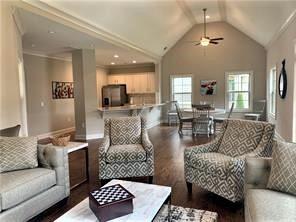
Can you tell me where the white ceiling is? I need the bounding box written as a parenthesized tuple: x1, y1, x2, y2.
(19, 9, 155, 66)
(20, 0, 296, 62)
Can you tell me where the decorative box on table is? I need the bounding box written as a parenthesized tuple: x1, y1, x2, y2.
(89, 184, 135, 222)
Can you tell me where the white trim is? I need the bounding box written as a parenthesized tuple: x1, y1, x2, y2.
(170, 74, 193, 108)
(266, 9, 296, 49)
(267, 66, 277, 118)
(225, 71, 254, 112)
(176, 0, 197, 25)
(75, 133, 104, 140)
(146, 120, 161, 129)
(23, 51, 72, 62)
(17, 0, 161, 62)
(12, 8, 25, 36)
(37, 127, 75, 140)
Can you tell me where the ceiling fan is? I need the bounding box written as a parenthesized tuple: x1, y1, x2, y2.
(188, 8, 224, 47)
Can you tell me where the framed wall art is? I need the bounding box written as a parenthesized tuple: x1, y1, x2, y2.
(200, 80, 217, 95)
(52, 81, 74, 99)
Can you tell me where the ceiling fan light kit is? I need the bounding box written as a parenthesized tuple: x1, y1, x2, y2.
(200, 37, 210, 46)
(188, 8, 224, 47)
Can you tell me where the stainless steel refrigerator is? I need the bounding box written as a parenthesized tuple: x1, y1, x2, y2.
(102, 85, 128, 107)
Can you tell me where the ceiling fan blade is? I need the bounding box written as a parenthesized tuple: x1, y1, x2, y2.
(210, 41, 219, 44)
(210, 37, 224, 41)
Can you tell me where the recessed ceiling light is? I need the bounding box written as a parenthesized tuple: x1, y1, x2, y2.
(132, 60, 137, 64)
(114, 54, 119, 58)
(111, 62, 115, 65)
(206, 15, 210, 19)
(31, 44, 36, 47)
(48, 30, 55, 34)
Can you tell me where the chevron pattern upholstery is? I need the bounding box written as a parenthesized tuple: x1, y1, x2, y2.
(184, 119, 275, 202)
(99, 117, 154, 180)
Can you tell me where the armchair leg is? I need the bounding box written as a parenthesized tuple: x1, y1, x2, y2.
(186, 182, 192, 193)
(148, 176, 153, 184)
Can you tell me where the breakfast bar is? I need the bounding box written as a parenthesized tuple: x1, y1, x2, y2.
(97, 103, 166, 129)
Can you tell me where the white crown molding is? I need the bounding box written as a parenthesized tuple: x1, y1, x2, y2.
(266, 9, 296, 50)
(23, 50, 72, 62)
(12, 7, 25, 36)
(176, 0, 196, 25)
(17, 0, 161, 62)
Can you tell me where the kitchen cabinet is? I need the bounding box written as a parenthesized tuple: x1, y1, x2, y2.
(107, 73, 155, 94)
(108, 75, 126, 85)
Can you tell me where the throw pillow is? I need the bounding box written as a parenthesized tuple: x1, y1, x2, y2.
(0, 136, 38, 173)
(267, 140, 296, 195)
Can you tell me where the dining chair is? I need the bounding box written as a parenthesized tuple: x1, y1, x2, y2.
(192, 104, 213, 137)
(175, 103, 194, 135)
(213, 102, 234, 134)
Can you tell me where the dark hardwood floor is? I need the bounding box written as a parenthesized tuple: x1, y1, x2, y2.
(35, 125, 244, 222)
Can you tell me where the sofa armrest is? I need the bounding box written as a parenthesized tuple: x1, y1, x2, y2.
(245, 157, 272, 192)
(37, 144, 70, 196)
(142, 132, 153, 156)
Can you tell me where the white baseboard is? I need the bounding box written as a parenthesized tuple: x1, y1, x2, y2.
(75, 133, 104, 140)
(37, 127, 75, 140)
(147, 120, 161, 129)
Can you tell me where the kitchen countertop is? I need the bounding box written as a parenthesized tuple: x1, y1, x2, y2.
(97, 103, 165, 112)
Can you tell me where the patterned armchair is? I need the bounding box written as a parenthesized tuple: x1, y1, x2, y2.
(99, 116, 154, 183)
(184, 119, 275, 202)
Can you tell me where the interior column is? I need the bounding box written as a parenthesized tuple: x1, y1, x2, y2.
(72, 49, 100, 140)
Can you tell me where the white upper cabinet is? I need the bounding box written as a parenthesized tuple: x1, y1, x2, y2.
(108, 75, 126, 85)
(107, 73, 155, 94)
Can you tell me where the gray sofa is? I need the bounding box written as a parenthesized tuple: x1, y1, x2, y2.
(245, 157, 296, 222)
(0, 144, 70, 222)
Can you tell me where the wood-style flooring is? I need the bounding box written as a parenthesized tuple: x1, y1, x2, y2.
(34, 125, 244, 222)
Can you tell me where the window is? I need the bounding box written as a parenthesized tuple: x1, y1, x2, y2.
(225, 71, 253, 112)
(269, 67, 276, 116)
(171, 75, 192, 108)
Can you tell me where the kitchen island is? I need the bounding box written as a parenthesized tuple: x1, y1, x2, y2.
(97, 103, 166, 129)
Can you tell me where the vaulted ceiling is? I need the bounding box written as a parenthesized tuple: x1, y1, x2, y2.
(19, 0, 296, 64)
(38, 0, 296, 55)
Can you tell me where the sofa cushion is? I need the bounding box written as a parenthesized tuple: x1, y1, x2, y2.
(218, 120, 265, 157)
(110, 117, 141, 145)
(0, 137, 38, 173)
(188, 152, 232, 179)
(0, 125, 21, 137)
(246, 189, 296, 222)
(0, 168, 56, 211)
(106, 144, 146, 163)
(267, 141, 296, 195)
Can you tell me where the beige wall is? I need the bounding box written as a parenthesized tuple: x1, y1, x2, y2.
(23, 54, 75, 136)
(0, 1, 23, 132)
(161, 22, 266, 110)
(266, 18, 296, 142)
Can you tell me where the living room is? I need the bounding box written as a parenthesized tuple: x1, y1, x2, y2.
(1, 0, 296, 222)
